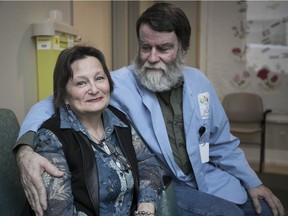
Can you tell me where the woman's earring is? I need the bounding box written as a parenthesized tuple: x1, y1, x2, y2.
(65, 103, 71, 110)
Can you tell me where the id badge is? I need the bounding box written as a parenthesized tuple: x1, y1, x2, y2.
(199, 142, 209, 163)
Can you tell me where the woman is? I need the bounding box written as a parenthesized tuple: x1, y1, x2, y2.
(33, 45, 163, 215)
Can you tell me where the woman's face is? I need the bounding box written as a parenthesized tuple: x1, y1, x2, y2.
(65, 56, 110, 118)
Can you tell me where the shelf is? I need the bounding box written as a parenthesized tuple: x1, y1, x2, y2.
(31, 20, 79, 37)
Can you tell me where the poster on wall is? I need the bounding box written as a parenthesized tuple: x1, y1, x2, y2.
(205, 1, 288, 113)
(230, 1, 288, 92)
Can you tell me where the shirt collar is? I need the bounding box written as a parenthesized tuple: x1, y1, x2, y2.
(59, 106, 127, 139)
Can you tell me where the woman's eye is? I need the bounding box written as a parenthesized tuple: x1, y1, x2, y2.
(96, 76, 105, 81)
(75, 81, 86, 86)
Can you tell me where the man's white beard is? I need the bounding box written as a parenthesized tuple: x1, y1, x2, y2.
(133, 53, 184, 92)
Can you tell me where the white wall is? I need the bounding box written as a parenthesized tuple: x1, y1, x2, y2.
(0, 1, 111, 124)
(0, 1, 72, 123)
(202, 1, 288, 114)
(73, 1, 111, 68)
(201, 1, 288, 165)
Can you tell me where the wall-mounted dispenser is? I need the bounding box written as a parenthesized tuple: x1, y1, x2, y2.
(31, 10, 79, 101)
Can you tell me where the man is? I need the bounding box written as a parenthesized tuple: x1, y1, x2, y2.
(15, 3, 284, 216)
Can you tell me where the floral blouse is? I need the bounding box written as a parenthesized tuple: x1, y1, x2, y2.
(34, 107, 163, 216)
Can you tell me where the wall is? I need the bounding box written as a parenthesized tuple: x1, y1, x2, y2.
(0, 1, 111, 124)
(201, 1, 288, 165)
(202, 1, 288, 114)
(73, 1, 111, 68)
(0, 1, 72, 123)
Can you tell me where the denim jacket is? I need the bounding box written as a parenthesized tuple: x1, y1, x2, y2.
(34, 107, 163, 215)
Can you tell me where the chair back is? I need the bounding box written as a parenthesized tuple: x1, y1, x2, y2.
(222, 92, 263, 123)
(222, 93, 270, 173)
(0, 108, 26, 215)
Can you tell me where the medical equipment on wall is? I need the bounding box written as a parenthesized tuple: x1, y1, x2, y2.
(31, 10, 80, 100)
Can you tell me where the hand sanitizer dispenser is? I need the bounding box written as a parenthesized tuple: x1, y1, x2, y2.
(30, 10, 79, 100)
